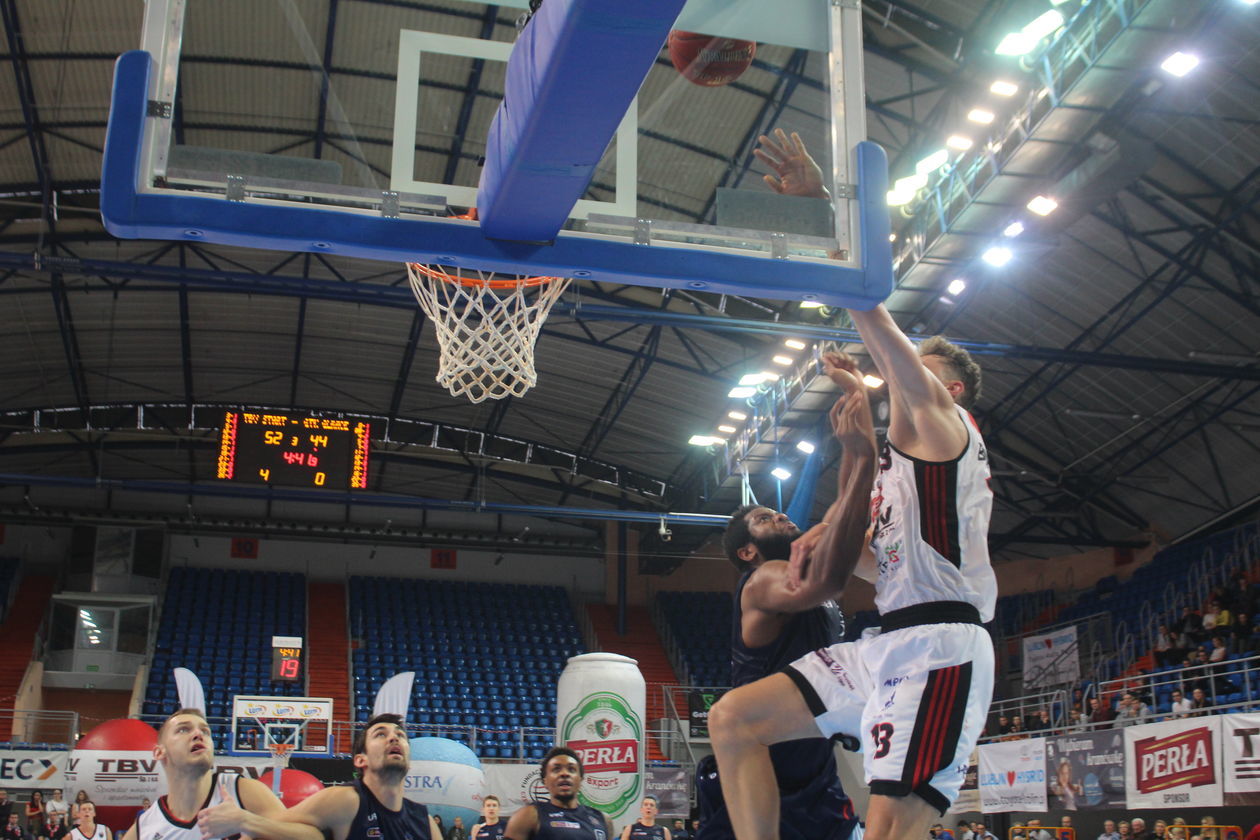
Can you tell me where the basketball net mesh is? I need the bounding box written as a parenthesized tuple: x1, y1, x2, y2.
(407, 263, 571, 403)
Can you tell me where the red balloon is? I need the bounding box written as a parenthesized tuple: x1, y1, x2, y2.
(257, 769, 325, 807)
(75, 719, 160, 830)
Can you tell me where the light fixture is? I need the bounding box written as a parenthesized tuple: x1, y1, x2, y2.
(772, 355, 794, 366)
(915, 149, 949, 176)
(1003, 221, 1025, 238)
(728, 386, 756, 398)
(796, 441, 816, 454)
(982, 246, 1013, 267)
(996, 10, 1065, 55)
(889, 233, 897, 242)
(1063, 408, 1144, 421)
(771, 467, 792, 481)
(688, 434, 720, 446)
(1186, 350, 1259, 364)
(784, 339, 806, 350)
(938, 296, 956, 305)
(990, 80, 1019, 96)
(947, 278, 967, 296)
(1026, 195, 1059, 216)
(717, 425, 737, 434)
(995, 32, 1036, 56)
(946, 135, 974, 151)
(887, 190, 914, 207)
(799, 301, 825, 309)
(967, 108, 995, 124)
(739, 372, 778, 386)
(862, 374, 885, 389)
(727, 410, 748, 420)
(1160, 51, 1200, 77)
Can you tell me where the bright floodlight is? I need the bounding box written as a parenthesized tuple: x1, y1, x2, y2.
(1027, 195, 1059, 216)
(717, 425, 737, 434)
(1003, 221, 1025, 238)
(772, 355, 794, 366)
(946, 135, 974, 151)
(800, 300, 824, 309)
(967, 108, 995, 124)
(983, 246, 1013, 267)
(688, 434, 717, 446)
(889, 233, 897, 242)
(739, 372, 777, 386)
(1024, 10, 1066, 40)
(784, 339, 806, 350)
(771, 467, 792, 481)
(796, 440, 816, 454)
(887, 189, 914, 206)
(947, 278, 967, 296)
(727, 410, 747, 420)
(991, 80, 1019, 96)
(862, 374, 885, 389)
(728, 386, 756, 398)
(995, 32, 1036, 56)
(915, 149, 950, 176)
(1161, 51, 1200, 77)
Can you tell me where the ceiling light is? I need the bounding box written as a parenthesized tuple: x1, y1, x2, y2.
(887, 189, 914, 206)
(947, 278, 967, 296)
(862, 374, 885, 389)
(967, 108, 995, 124)
(796, 441, 816, 454)
(784, 339, 806, 350)
(990, 80, 1019, 96)
(946, 135, 974, 151)
(889, 233, 897, 242)
(771, 467, 792, 481)
(727, 410, 748, 420)
(717, 425, 737, 434)
(995, 32, 1037, 56)
(1027, 195, 1059, 216)
(1024, 9, 1066, 41)
(728, 386, 756, 398)
(799, 301, 824, 309)
(739, 372, 778, 386)
(1161, 51, 1200, 77)
(688, 435, 719, 446)
(938, 296, 956, 305)
(1186, 350, 1259, 364)
(982, 246, 1013, 267)
(915, 149, 949, 176)
(1064, 408, 1144, 421)
(1003, 221, 1025, 238)
(772, 355, 794, 366)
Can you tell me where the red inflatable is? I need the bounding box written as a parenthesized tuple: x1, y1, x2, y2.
(74, 718, 161, 831)
(257, 769, 325, 807)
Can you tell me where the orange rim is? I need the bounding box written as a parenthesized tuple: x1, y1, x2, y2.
(407, 262, 561, 289)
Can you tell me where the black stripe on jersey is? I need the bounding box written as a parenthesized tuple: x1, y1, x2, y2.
(913, 460, 961, 568)
(900, 662, 972, 792)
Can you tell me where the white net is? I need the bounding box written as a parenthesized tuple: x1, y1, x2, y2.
(407, 263, 572, 403)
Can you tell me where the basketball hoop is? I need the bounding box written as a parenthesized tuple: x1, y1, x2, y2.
(267, 742, 294, 768)
(407, 263, 571, 403)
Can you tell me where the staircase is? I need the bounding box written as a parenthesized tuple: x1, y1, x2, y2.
(585, 604, 678, 762)
(0, 575, 56, 742)
(306, 582, 352, 754)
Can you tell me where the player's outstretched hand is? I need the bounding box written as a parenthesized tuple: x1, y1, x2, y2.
(821, 351, 863, 393)
(754, 128, 829, 199)
(787, 522, 829, 589)
(197, 778, 247, 839)
(829, 383, 873, 451)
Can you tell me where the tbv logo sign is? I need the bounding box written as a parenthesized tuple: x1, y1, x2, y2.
(66, 756, 161, 782)
(0, 756, 60, 782)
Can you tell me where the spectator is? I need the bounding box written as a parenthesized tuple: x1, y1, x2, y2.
(957, 819, 975, 840)
(1154, 624, 1177, 666)
(0, 793, 11, 831)
(2, 815, 28, 840)
(1118, 820, 1131, 839)
(671, 819, 688, 840)
(444, 816, 466, 840)
(1027, 820, 1054, 840)
(1036, 708, 1054, 733)
(43, 794, 66, 829)
(689, 819, 699, 837)
(996, 715, 1012, 735)
(1200, 816, 1219, 840)
(1099, 820, 1120, 840)
(1071, 687, 1085, 712)
(1069, 709, 1084, 728)
(1170, 688, 1192, 718)
(24, 795, 43, 835)
(1152, 820, 1168, 839)
(1059, 816, 1074, 839)
(1116, 692, 1150, 727)
(1208, 636, 1227, 663)
(1131, 818, 1150, 840)
(1189, 687, 1210, 716)
(66, 795, 85, 829)
(974, 823, 998, 840)
(931, 825, 955, 840)
(1088, 696, 1114, 728)
(44, 814, 68, 840)
(1177, 606, 1204, 646)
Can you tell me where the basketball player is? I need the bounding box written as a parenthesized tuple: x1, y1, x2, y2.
(503, 747, 612, 840)
(619, 796, 670, 840)
(121, 708, 316, 840)
(694, 354, 875, 840)
(68, 803, 107, 840)
(710, 133, 997, 837)
(470, 796, 506, 840)
(201, 713, 441, 840)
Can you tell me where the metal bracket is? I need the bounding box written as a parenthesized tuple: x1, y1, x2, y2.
(380, 191, 400, 218)
(225, 175, 246, 202)
(146, 100, 172, 119)
(633, 218, 652, 246)
(769, 232, 789, 259)
(833, 183, 858, 199)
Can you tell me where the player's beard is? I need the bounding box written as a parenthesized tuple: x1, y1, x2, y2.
(752, 529, 798, 561)
(375, 756, 408, 784)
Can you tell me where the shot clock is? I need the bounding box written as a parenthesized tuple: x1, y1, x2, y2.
(216, 410, 370, 489)
(271, 635, 304, 683)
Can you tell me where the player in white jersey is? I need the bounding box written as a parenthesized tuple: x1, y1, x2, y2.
(708, 145, 997, 834)
(121, 709, 320, 840)
(69, 803, 108, 840)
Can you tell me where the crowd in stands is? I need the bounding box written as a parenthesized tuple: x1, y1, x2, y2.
(0, 789, 122, 840)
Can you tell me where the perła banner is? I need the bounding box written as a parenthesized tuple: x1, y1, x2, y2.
(1124, 717, 1222, 809)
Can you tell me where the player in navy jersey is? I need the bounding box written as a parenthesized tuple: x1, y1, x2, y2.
(504, 747, 612, 840)
(200, 713, 441, 840)
(470, 796, 506, 840)
(619, 796, 669, 840)
(694, 355, 876, 840)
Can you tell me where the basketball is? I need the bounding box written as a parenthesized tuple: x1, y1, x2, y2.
(667, 30, 756, 87)
(258, 769, 325, 807)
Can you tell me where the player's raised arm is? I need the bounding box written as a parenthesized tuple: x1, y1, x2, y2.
(197, 777, 326, 840)
(270, 786, 358, 840)
(502, 804, 537, 840)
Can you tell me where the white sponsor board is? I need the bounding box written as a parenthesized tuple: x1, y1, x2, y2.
(1124, 718, 1222, 809)
(0, 749, 69, 788)
(979, 738, 1046, 812)
(1220, 711, 1260, 806)
(1022, 626, 1079, 689)
(63, 749, 165, 808)
(483, 763, 543, 815)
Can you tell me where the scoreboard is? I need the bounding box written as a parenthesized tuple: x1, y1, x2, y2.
(270, 635, 304, 683)
(216, 410, 370, 489)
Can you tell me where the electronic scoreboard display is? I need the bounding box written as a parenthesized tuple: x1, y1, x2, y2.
(271, 635, 304, 683)
(216, 411, 370, 489)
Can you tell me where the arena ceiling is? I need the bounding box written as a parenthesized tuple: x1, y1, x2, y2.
(0, 0, 1258, 563)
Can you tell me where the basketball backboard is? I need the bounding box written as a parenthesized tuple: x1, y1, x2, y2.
(103, 0, 890, 307)
(229, 695, 334, 757)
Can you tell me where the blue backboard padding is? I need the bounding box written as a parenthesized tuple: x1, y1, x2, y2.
(101, 51, 892, 309)
(477, 0, 687, 242)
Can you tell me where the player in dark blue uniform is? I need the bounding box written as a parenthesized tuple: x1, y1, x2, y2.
(504, 747, 612, 840)
(471, 796, 506, 840)
(619, 796, 670, 840)
(696, 357, 877, 840)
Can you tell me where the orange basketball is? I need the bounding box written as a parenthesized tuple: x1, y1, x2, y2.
(667, 31, 756, 87)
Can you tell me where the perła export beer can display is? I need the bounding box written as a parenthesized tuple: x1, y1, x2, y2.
(556, 652, 646, 826)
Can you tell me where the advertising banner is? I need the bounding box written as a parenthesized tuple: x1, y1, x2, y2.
(645, 765, 689, 818)
(0, 749, 69, 789)
(483, 763, 545, 815)
(979, 738, 1046, 812)
(1124, 718, 1222, 809)
(1220, 711, 1260, 806)
(63, 749, 164, 809)
(1023, 626, 1079, 689)
(948, 748, 980, 814)
(1045, 729, 1126, 810)
(687, 689, 727, 738)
